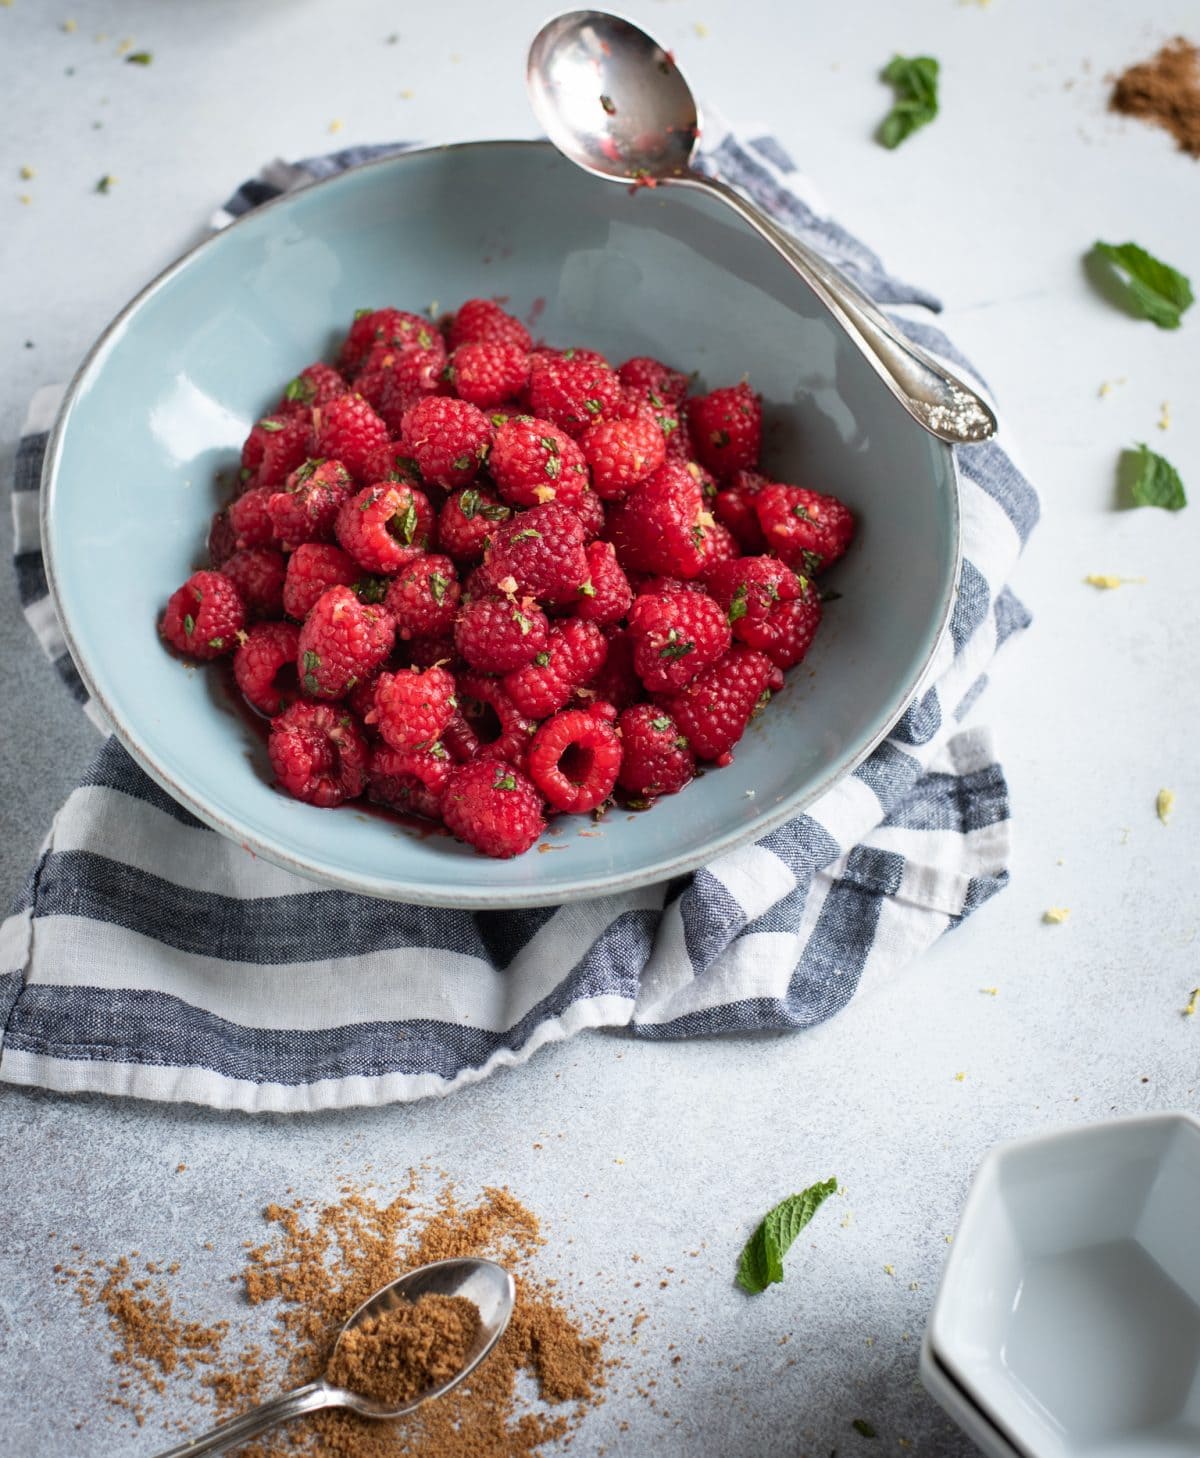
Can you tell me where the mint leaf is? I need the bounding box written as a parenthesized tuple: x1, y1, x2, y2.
(878, 55, 939, 149)
(430, 572, 449, 604)
(852, 1419, 878, 1439)
(727, 584, 748, 625)
(1092, 241, 1193, 330)
(1124, 442, 1187, 511)
(182, 613, 195, 636)
(125, 50, 153, 65)
(736, 1178, 838, 1294)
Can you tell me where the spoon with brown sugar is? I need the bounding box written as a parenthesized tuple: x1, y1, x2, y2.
(149, 1257, 515, 1457)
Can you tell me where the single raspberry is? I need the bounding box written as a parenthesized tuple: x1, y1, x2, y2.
(484, 502, 588, 607)
(503, 618, 607, 719)
(454, 595, 550, 673)
(527, 356, 623, 437)
(312, 394, 391, 479)
(704, 556, 822, 669)
(580, 408, 666, 500)
(527, 709, 622, 814)
(339, 308, 443, 375)
(406, 635, 458, 671)
(267, 458, 353, 549)
(617, 704, 696, 801)
(227, 485, 277, 550)
(714, 468, 769, 552)
(401, 396, 493, 489)
(370, 665, 457, 750)
(754, 484, 856, 574)
(297, 586, 394, 699)
(234, 621, 302, 716)
(449, 341, 530, 409)
(577, 540, 632, 625)
(488, 417, 588, 508)
(607, 462, 714, 580)
(442, 759, 545, 858)
(208, 508, 237, 567)
(686, 383, 762, 478)
(219, 547, 286, 619)
(437, 486, 513, 564)
(452, 672, 538, 766)
(336, 483, 435, 574)
(384, 554, 460, 641)
(658, 647, 779, 764)
(369, 347, 448, 435)
(618, 356, 690, 407)
(277, 362, 346, 414)
(160, 570, 245, 660)
(358, 441, 423, 488)
(368, 742, 452, 821)
(283, 543, 359, 620)
(628, 590, 733, 692)
(447, 298, 532, 354)
(589, 628, 640, 711)
(241, 412, 312, 488)
(269, 700, 368, 808)
(572, 488, 606, 540)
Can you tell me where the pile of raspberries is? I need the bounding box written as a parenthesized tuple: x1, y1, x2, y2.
(160, 299, 855, 859)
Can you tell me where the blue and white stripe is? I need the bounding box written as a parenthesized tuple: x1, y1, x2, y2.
(1, 124, 1038, 1111)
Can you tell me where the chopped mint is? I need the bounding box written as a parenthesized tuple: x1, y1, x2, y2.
(878, 54, 939, 149)
(430, 573, 449, 604)
(852, 1419, 878, 1439)
(125, 50, 153, 65)
(736, 1178, 838, 1294)
(1124, 443, 1187, 511)
(182, 614, 195, 636)
(1091, 242, 1193, 330)
(727, 584, 748, 624)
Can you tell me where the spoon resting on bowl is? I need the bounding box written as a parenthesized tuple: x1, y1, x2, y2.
(526, 10, 998, 446)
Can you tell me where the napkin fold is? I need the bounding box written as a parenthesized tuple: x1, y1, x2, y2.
(1, 123, 1038, 1112)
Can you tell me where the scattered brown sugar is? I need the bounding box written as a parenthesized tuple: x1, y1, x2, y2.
(60, 1177, 612, 1455)
(325, 1294, 479, 1407)
(1111, 38, 1200, 157)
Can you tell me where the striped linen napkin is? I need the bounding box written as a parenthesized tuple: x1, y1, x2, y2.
(0, 124, 1039, 1112)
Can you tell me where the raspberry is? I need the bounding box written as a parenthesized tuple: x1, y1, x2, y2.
(754, 484, 856, 574)
(406, 635, 457, 671)
(370, 665, 457, 750)
(267, 459, 353, 549)
(347, 673, 383, 726)
(208, 508, 237, 567)
(580, 408, 666, 500)
(488, 417, 589, 509)
(706, 557, 822, 669)
(234, 621, 301, 716)
(370, 347, 448, 435)
(628, 590, 733, 692)
(572, 488, 606, 540)
(503, 618, 607, 719)
(161, 570, 246, 660)
(312, 394, 391, 479)
(220, 547, 286, 619)
(577, 539, 632, 625)
(269, 700, 369, 808)
(339, 308, 443, 375)
(441, 759, 544, 858)
(297, 586, 394, 699)
(527, 356, 623, 437)
(368, 743, 451, 821)
(617, 356, 690, 407)
(607, 462, 714, 580)
(454, 595, 550, 672)
(449, 342, 530, 409)
(686, 383, 762, 478)
(452, 672, 538, 766)
(590, 627, 640, 711)
(658, 647, 779, 764)
(527, 709, 622, 814)
(336, 483, 435, 574)
(227, 485, 277, 549)
(384, 554, 460, 641)
(617, 704, 695, 801)
(241, 412, 312, 488)
(401, 396, 493, 489)
(277, 362, 346, 414)
(358, 441, 423, 488)
(447, 299, 532, 354)
(283, 543, 359, 620)
(714, 468, 769, 552)
(437, 486, 513, 564)
(483, 502, 588, 607)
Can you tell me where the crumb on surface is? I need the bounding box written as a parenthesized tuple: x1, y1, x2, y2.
(1159, 401, 1171, 431)
(1043, 906, 1071, 925)
(1184, 989, 1199, 1019)
(19, 164, 34, 179)
(981, 986, 998, 995)
(328, 118, 344, 133)
(954, 1071, 966, 1082)
(1157, 788, 1176, 824)
(693, 21, 709, 36)
(883, 1264, 894, 1277)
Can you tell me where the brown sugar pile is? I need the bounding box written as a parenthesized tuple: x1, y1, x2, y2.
(61, 1177, 608, 1457)
(1111, 38, 1200, 157)
(325, 1294, 479, 1407)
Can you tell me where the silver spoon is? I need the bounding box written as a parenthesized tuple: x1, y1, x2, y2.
(527, 10, 997, 446)
(149, 1257, 515, 1458)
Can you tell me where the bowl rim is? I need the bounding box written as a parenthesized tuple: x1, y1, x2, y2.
(41, 137, 963, 908)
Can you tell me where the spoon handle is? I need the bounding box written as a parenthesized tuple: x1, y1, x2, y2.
(680, 173, 997, 446)
(147, 1380, 335, 1458)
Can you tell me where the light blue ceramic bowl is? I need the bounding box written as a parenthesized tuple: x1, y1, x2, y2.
(43, 141, 959, 908)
